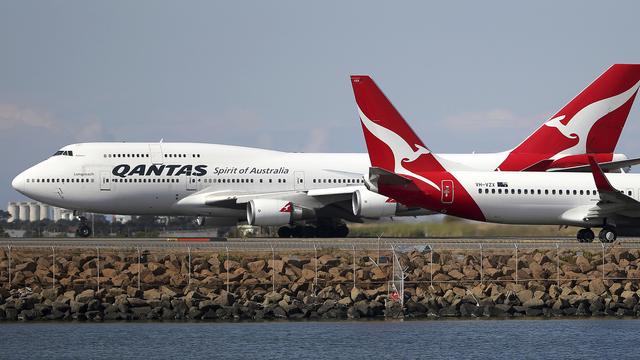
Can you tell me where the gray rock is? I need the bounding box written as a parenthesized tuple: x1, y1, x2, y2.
(130, 306, 152, 319)
(522, 298, 544, 309)
(460, 303, 481, 317)
(76, 289, 95, 303)
(317, 299, 336, 315)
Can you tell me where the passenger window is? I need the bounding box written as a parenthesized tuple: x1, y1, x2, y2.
(517, 189, 521, 194)
(559, 190, 563, 195)
(524, 189, 528, 194)
(478, 188, 482, 194)
(498, 189, 502, 194)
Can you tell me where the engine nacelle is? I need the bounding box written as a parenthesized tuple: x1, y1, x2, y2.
(352, 190, 398, 218)
(247, 199, 315, 226)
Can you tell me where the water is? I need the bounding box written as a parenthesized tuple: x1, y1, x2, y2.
(1, 319, 639, 359)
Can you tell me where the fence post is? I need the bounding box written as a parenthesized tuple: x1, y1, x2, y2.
(313, 243, 318, 294)
(136, 246, 141, 290)
(51, 246, 55, 289)
(7, 245, 11, 287)
(377, 233, 383, 263)
(226, 247, 230, 293)
(556, 243, 560, 287)
(514, 243, 518, 284)
(479, 243, 483, 285)
(601, 243, 606, 282)
(187, 246, 192, 285)
(352, 244, 356, 290)
(96, 247, 100, 293)
(270, 244, 276, 293)
(430, 244, 434, 288)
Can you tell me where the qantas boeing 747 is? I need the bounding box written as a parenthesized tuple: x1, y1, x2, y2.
(11, 65, 640, 238)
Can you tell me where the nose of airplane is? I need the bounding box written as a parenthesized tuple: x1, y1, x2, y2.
(12, 171, 26, 194)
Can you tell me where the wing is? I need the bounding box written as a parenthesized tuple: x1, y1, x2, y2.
(585, 157, 640, 219)
(174, 185, 366, 222)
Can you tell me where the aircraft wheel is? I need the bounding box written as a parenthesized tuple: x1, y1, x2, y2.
(334, 225, 349, 238)
(277, 226, 292, 238)
(599, 226, 617, 243)
(302, 225, 317, 238)
(291, 225, 305, 238)
(583, 229, 595, 242)
(76, 225, 92, 238)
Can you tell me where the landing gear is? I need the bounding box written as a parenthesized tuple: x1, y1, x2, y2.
(75, 216, 92, 238)
(598, 226, 617, 243)
(277, 226, 292, 238)
(576, 228, 595, 243)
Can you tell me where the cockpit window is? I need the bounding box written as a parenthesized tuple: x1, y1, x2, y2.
(52, 150, 73, 157)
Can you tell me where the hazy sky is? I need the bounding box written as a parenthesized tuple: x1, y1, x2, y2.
(2, 1, 640, 206)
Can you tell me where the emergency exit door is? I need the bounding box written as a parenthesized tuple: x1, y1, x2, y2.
(441, 180, 454, 204)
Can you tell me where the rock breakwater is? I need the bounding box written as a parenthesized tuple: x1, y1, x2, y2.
(1, 246, 640, 321)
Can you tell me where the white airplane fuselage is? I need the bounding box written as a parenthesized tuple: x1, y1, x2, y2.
(12, 143, 371, 217)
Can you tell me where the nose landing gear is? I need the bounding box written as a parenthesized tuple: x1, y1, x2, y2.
(75, 216, 92, 238)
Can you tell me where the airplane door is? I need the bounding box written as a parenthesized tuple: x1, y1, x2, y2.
(294, 171, 305, 190)
(441, 180, 454, 204)
(100, 171, 111, 191)
(186, 176, 197, 191)
(149, 143, 164, 165)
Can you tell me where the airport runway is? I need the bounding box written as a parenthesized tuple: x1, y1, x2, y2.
(2, 236, 640, 251)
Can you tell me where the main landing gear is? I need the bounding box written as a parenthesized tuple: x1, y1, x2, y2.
(277, 224, 349, 238)
(576, 228, 595, 243)
(75, 216, 92, 238)
(598, 226, 617, 243)
(576, 226, 617, 243)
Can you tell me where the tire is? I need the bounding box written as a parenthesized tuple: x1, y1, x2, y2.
(334, 225, 349, 238)
(598, 226, 617, 243)
(584, 229, 595, 242)
(277, 226, 292, 238)
(77, 225, 92, 238)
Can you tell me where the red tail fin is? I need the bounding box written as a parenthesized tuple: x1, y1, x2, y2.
(499, 64, 640, 170)
(351, 75, 444, 178)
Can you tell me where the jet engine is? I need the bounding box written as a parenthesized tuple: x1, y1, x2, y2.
(247, 199, 315, 226)
(352, 189, 398, 218)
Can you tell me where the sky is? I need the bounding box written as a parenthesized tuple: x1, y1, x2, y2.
(1, 0, 640, 206)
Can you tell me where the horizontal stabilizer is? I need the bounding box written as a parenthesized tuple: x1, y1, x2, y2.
(550, 156, 640, 173)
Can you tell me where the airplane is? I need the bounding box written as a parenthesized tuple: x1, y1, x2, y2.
(351, 71, 640, 242)
(11, 65, 640, 238)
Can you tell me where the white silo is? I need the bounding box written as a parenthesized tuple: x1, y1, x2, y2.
(29, 203, 40, 222)
(7, 202, 18, 222)
(53, 207, 61, 221)
(39, 204, 50, 220)
(19, 202, 30, 222)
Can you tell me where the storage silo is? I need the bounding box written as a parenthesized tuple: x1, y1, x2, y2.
(39, 204, 50, 220)
(19, 202, 30, 221)
(29, 203, 40, 222)
(7, 202, 18, 222)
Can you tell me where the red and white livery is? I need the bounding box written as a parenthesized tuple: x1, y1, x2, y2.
(353, 66, 640, 242)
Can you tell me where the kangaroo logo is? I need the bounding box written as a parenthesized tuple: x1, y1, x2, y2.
(358, 107, 440, 191)
(543, 80, 640, 158)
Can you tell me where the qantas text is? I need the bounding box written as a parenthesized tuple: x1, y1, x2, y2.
(112, 164, 207, 178)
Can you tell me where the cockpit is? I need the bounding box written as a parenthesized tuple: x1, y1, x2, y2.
(51, 150, 73, 156)
(52, 150, 74, 157)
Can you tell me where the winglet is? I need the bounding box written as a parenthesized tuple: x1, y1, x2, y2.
(588, 155, 616, 192)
